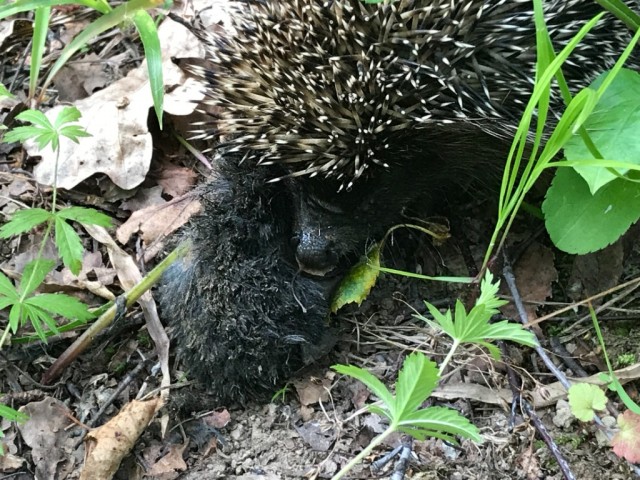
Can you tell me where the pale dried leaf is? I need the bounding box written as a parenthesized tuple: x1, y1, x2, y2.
(80, 398, 162, 480)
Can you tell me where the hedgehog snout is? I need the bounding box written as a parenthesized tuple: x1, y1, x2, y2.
(291, 229, 339, 276)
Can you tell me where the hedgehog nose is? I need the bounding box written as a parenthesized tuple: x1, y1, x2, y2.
(292, 231, 338, 276)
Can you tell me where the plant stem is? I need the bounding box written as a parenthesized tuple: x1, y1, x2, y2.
(331, 426, 396, 480)
(438, 339, 460, 377)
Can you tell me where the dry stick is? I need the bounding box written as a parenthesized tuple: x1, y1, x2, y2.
(503, 254, 640, 478)
(41, 243, 189, 385)
(501, 257, 576, 480)
(524, 275, 640, 328)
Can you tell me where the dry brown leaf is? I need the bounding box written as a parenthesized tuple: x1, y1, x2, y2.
(116, 193, 201, 259)
(203, 409, 231, 430)
(17, 397, 77, 480)
(502, 242, 557, 323)
(293, 377, 331, 406)
(568, 241, 624, 303)
(146, 442, 188, 478)
(80, 398, 162, 480)
(157, 165, 198, 198)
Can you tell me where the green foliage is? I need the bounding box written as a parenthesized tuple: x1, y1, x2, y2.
(332, 352, 481, 479)
(0, 0, 164, 122)
(542, 69, 640, 254)
(0, 106, 108, 347)
(0, 83, 13, 99)
(0, 404, 28, 455)
(542, 168, 640, 254)
(0, 204, 111, 276)
(568, 383, 607, 422)
(616, 353, 635, 368)
(0, 265, 94, 345)
(3, 107, 91, 151)
(271, 384, 291, 404)
(417, 272, 538, 361)
(484, 3, 640, 266)
(331, 244, 381, 313)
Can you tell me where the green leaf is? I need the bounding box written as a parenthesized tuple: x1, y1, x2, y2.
(331, 245, 381, 313)
(543, 167, 640, 254)
(0, 83, 14, 98)
(398, 406, 482, 443)
(0, 404, 28, 423)
(57, 206, 112, 227)
(332, 363, 394, 412)
(394, 352, 439, 418)
(568, 383, 607, 422)
(22, 303, 54, 341)
(9, 303, 23, 333)
(14, 109, 52, 129)
(29, 6, 50, 99)
(566, 69, 640, 193)
(0, 208, 51, 238)
(54, 217, 84, 275)
(20, 259, 55, 297)
(417, 272, 538, 351)
(133, 9, 164, 126)
(54, 105, 82, 126)
(27, 293, 94, 321)
(0, 271, 19, 300)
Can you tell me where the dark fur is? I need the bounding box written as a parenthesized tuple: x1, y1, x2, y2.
(159, 158, 334, 404)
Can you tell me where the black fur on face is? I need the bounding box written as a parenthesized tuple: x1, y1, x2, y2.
(287, 122, 510, 276)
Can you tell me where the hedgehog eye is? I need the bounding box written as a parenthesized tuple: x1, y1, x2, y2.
(307, 196, 344, 214)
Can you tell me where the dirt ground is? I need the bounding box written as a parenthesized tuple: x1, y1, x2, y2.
(2, 3, 640, 480)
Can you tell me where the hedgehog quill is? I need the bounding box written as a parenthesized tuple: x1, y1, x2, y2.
(161, 0, 639, 404)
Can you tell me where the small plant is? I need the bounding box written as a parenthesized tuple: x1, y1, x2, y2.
(271, 384, 291, 404)
(0, 106, 111, 348)
(616, 353, 635, 368)
(332, 272, 537, 478)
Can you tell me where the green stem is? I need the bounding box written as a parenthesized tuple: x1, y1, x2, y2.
(438, 339, 460, 377)
(331, 426, 397, 480)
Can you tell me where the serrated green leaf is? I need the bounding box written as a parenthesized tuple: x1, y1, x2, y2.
(332, 363, 394, 410)
(59, 125, 91, 143)
(421, 301, 455, 336)
(477, 272, 509, 314)
(0, 271, 18, 299)
(9, 303, 23, 333)
(0, 208, 51, 238)
(568, 383, 607, 422)
(395, 353, 439, 418)
(54, 105, 82, 127)
(15, 109, 52, 129)
(543, 167, 640, 254)
(27, 293, 94, 321)
(399, 406, 482, 443)
(0, 296, 15, 311)
(23, 304, 51, 341)
(57, 206, 112, 227)
(3, 125, 45, 145)
(54, 217, 83, 275)
(20, 259, 55, 297)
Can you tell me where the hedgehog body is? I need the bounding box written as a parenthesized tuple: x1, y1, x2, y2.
(161, 0, 639, 404)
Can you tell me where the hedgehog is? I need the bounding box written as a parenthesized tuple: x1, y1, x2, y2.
(161, 0, 639, 405)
